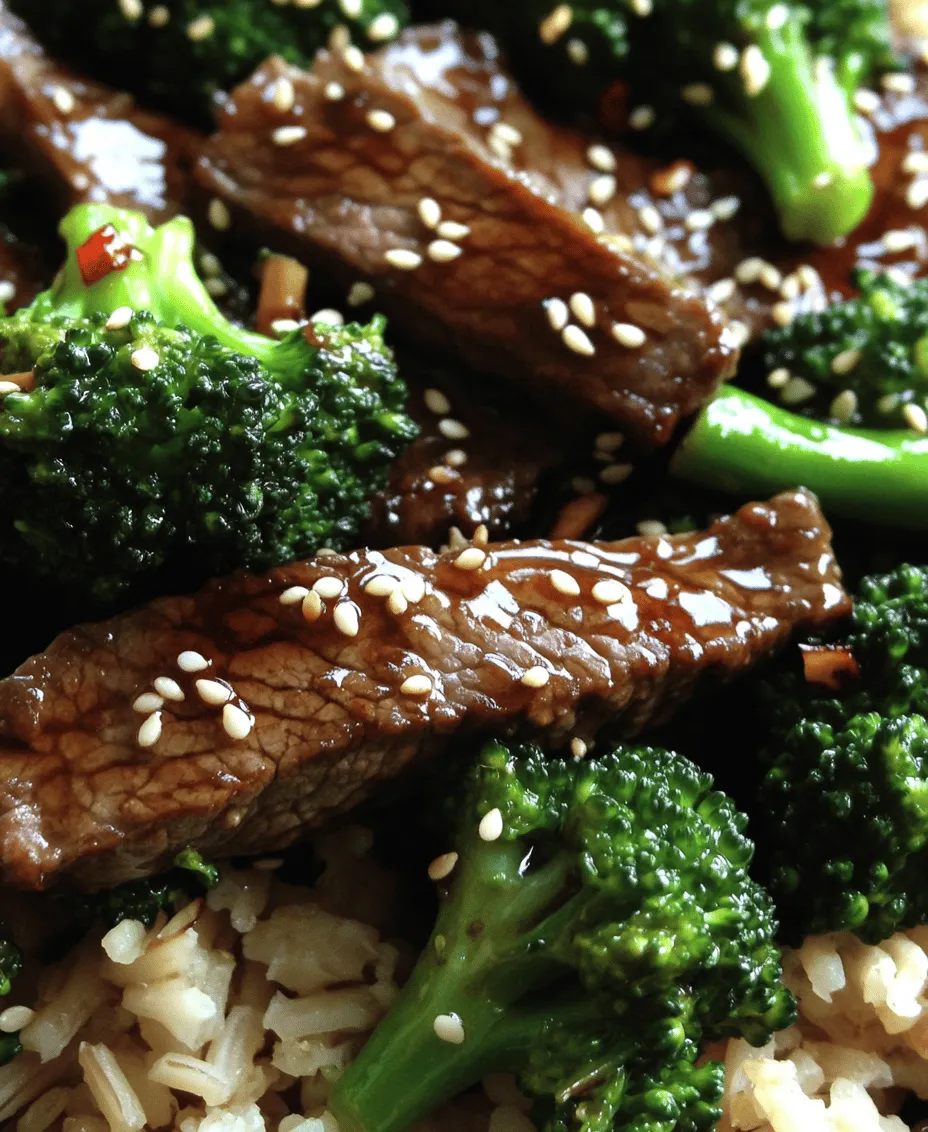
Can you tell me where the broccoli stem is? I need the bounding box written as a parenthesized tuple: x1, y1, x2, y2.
(670, 386, 928, 528)
(708, 19, 873, 245)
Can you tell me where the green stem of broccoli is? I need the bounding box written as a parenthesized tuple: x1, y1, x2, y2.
(670, 385, 928, 528)
(707, 18, 873, 245)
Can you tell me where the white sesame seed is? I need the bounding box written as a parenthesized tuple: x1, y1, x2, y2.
(312, 576, 344, 599)
(418, 198, 442, 228)
(587, 144, 616, 173)
(878, 393, 901, 414)
(387, 588, 408, 615)
(907, 178, 928, 210)
(570, 737, 588, 759)
(638, 205, 662, 234)
(271, 77, 295, 113)
(637, 519, 668, 536)
(741, 45, 771, 96)
(148, 5, 170, 26)
(759, 264, 783, 290)
(334, 603, 360, 637)
(611, 322, 646, 348)
(343, 45, 365, 71)
(138, 712, 163, 748)
(903, 151, 928, 175)
(400, 674, 433, 696)
(734, 256, 765, 284)
(368, 12, 400, 40)
(854, 88, 881, 113)
(366, 108, 396, 132)
(707, 278, 736, 304)
(364, 574, 399, 597)
(544, 298, 569, 332)
(595, 431, 624, 451)
(766, 3, 789, 28)
(436, 221, 470, 241)
(445, 448, 468, 467)
(772, 301, 795, 327)
(713, 42, 739, 70)
(883, 227, 922, 252)
(434, 1013, 466, 1044)
(712, 195, 741, 220)
(340, 0, 362, 17)
(883, 72, 916, 94)
(591, 579, 631, 605)
(439, 418, 470, 440)
(539, 3, 573, 44)
(194, 679, 231, 706)
(133, 692, 164, 714)
(569, 293, 596, 328)
(727, 320, 750, 348)
(831, 348, 862, 375)
(631, 0, 652, 13)
(566, 37, 589, 65)
(105, 306, 134, 331)
(302, 591, 323, 622)
(904, 402, 928, 432)
(186, 14, 215, 40)
(402, 574, 427, 602)
(582, 207, 605, 233)
(0, 280, 14, 304)
(454, 547, 486, 571)
(130, 346, 160, 372)
(424, 387, 452, 415)
(324, 81, 346, 101)
(588, 174, 617, 206)
(479, 807, 504, 842)
(681, 83, 714, 106)
(310, 308, 344, 326)
(222, 703, 253, 741)
(428, 852, 458, 881)
(272, 125, 307, 146)
(830, 389, 858, 422)
(0, 382, 20, 396)
(154, 676, 185, 702)
(0, 1006, 35, 1033)
(347, 281, 375, 307)
(119, 0, 142, 19)
(271, 318, 301, 336)
(428, 239, 463, 263)
(385, 248, 423, 270)
(685, 209, 715, 231)
(430, 465, 458, 485)
(177, 650, 209, 673)
(781, 376, 817, 404)
(492, 122, 523, 146)
(520, 666, 550, 688)
(562, 325, 595, 356)
(551, 569, 581, 597)
(599, 462, 634, 485)
(767, 367, 791, 388)
(629, 105, 655, 130)
(208, 198, 231, 231)
(51, 85, 75, 114)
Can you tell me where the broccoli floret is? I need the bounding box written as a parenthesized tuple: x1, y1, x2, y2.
(434, 0, 895, 244)
(329, 739, 794, 1132)
(0, 935, 23, 1066)
(758, 564, 928, 943)
(0, 203, 416, 602)
(11, 0, 407, 124)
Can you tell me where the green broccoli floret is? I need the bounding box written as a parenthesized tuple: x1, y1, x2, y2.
(758, 564, 928, 943)
(434, 0, 894, 244)
(10, 0, 407, 124)
(0, 203, 416, 602)
(0, 936, 22, 1066)
(328, 739, 794, 1132)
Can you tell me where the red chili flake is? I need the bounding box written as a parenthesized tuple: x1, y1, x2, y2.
(76, 224, 140, 285)
(799, 643, 861, 690)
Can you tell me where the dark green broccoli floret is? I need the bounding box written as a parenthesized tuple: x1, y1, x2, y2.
(11, 0, 407, 124)
(758, 564, 928, 944)
(0, 203, 416, 602)
(329, 739, 794, 1132)
(433, 0, 895, 244)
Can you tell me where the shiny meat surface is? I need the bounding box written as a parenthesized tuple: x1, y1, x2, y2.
(0, 2, 194, 222)
(194, 24, 737, 447)
(0, 490, 847, 891)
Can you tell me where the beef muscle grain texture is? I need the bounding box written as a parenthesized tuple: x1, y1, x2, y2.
(0, 490, 848, 891)
(195, 23, 738, 446)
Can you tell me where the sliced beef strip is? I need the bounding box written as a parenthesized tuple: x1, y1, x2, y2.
(194, 24, 738, 447)
(0, 489, 847, 891)
(0, 2, 195, 223)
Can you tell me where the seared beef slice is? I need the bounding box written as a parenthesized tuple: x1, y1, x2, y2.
(195, 24, 737, 446)
(0, 490, 847, 890)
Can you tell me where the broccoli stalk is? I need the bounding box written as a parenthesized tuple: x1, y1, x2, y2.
(329, 740, 794, 1132)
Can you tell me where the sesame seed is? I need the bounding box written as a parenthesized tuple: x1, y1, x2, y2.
(712, 195, 741, 220)
(368, 12, 400, 40)
(781, 376, 817, 404)
(492, 122, 523, 146)
(587, 144, 616, 172)
(713, 42, 739, 70)
(707, 278, 736, 304)
(878, 393, 900, 414)
(631, 0, 652, 13)
(520, 666, 550, 688)
(760, 264, 783, 290)
(428, 239, 463, 263)
(766, 3, 788, 28)
(685, 209, 715, 232)
(271, 77, 295, 113)
(324, 82, 346, 101)
(569, 292, 596, 328)
(424, 387, 452, 415)
(208, 198, 231, 230)
(854, 88, 881, 113)
(177, 650, 209, 673)
(904, 403, 928, 432)
(119, 0, 142, 19)
(133, 692, 164, 714)
(402, 575, 427, 602)
(830, 389, 858, 422)
(637, 519, 668, 536)
(153, 676, 185, 702)
(539, 4, 573, 44)
(340, 0, 362, 16)
(385, 248, 423, 270)
(681, 83, 714, 106)
(767, 367, 791, 388)
(434, 1013, 466, 1044)
(347, 281, 375, 307)
(570, 737, 588, 758)
(903, 152, 928, 175)
(734, 256, 765, 284)
(138, 712, 163, 748)
(130, 346, 160, 371)
(343, 45, 365, 71)
(582, 207, 605, 233)
(0, 281, 14, 304)
(0, 1006, 35, 1033)
(771, 301, 795, 327)
(51, 86, 75, 114)
(566, 37, 589, 65)
(431, 466, 458, 485)
(400, 674, 433, 696)
(367, 108, 396, 132)
(629, 105, 655, 130)
(186, 14, 215, 40)
(907, 178, 928, 210)
(591, 579, 630, 604)
(439, 418, 470, 440)
(741, 45, 771, 96)
(551, 569, 581, 596)
(272, 125, 307, 146)
(611, 322, 646, 348)
(479, 808, 504, 840)
(445, 448, 468, 467)
(418, 198, 442, 228)
(728, 320, 750, 348)
(105, 306, 134, 331)
(831, 348, 861, 375)
(437, 221, 470, 240)
(638, 204, 662, 234)
(148, 5, 170, 26)
(387, 589, 408, 615)
(0, 382, 19, 396)
(454, 547, 486, 570)
(599, 462, 634, 485)
(428, 852, 458, 881)
(364, 574, 399, 597)
(588, 174, 616, 206)
(883, 72, 916, 94)
(222, 703, 253, 741)
(562, 324, 595, 356)
(334, 603, 360, 637)
(302, 591, 323, 622)
(310, 308, 344, 326)
(312, 577, 344, 599)
(544, 298, 569, 332)
(883, 227, 921, 252)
